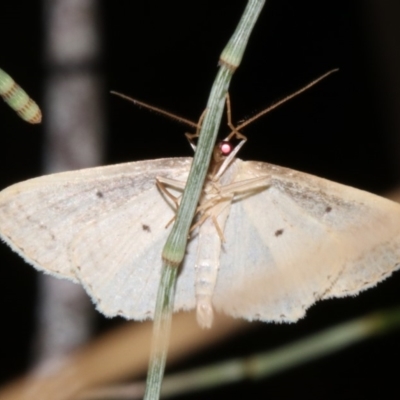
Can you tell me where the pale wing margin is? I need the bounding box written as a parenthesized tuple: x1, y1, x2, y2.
(0, 158, 192, 283)
(214, 160, 400, 323)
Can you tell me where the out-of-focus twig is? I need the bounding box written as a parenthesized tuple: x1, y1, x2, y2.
(80, 306, 400, 399)
(0, 313, 246, 400)
(33, 0, 104, 365)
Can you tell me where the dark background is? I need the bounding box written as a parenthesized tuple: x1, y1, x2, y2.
(1, 1, 400, 399)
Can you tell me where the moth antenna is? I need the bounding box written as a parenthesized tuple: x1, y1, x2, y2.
(111, 90, 198, 128)
(235, 68, 339, 131)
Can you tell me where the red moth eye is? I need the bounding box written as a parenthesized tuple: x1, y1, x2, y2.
(219, 141, 233, 156)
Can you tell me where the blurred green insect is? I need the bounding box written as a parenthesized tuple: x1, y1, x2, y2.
(0, 68, 41, 124)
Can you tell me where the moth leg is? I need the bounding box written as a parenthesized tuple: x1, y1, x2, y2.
(201, 176, 270, 213)
(189, 203, 216, 235)
(205, 180, 222, 193)
(212, 214, 226, 242)
(192, 176, 270, 236)
(185, 109, 207, 150)
(194, 190, 228, 217)
(190, 210, 227, 241)
(156, 176, 187, 228)
(190, 202, 221, 236)
(164, 215, 176, 229)
(191, 196, 232, 242)
(193, 176, 270, 235)
(156, 178, 183, 209)
(219, 175, 270, 196)
(156, 176, 221, 233)
(190, 212, 208, 233)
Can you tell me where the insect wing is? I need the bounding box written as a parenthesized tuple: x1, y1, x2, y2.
(69, 160, 198, 319)
(213, 160, 400, 322)
(0, 158, 192, 284)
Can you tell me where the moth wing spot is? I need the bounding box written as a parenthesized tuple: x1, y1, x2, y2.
(142, 224, 151, 232)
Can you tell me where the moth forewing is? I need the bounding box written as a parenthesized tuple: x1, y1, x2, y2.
(210, 160, 400, 323)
